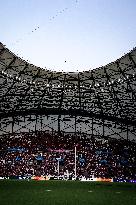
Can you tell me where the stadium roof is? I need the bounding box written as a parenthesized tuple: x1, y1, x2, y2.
(0, 42, 136, 129)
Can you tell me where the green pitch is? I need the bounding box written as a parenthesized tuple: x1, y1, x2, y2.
(0, 180, 136, 205)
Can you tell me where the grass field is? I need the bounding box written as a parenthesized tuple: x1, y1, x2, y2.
(0, 180, 136, 205)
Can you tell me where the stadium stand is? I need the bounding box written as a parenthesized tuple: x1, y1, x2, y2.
(0, 131, 136, 179)
(0, 42, 136, 180)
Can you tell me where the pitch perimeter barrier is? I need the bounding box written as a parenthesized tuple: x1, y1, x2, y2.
(0, 176, 136, 183)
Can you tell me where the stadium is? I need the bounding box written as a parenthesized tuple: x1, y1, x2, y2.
(1, 1, 136, 204)
(0, 41, 136, 205)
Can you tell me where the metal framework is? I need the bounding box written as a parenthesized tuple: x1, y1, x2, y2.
(0, 42, 136, 140)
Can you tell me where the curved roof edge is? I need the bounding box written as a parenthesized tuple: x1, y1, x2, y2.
(0, 42, 136, 75)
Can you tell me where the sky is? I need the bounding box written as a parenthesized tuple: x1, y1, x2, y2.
(0, 0, 136, 72)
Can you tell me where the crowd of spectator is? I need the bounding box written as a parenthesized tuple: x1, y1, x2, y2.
(0, 131, 136, 179)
